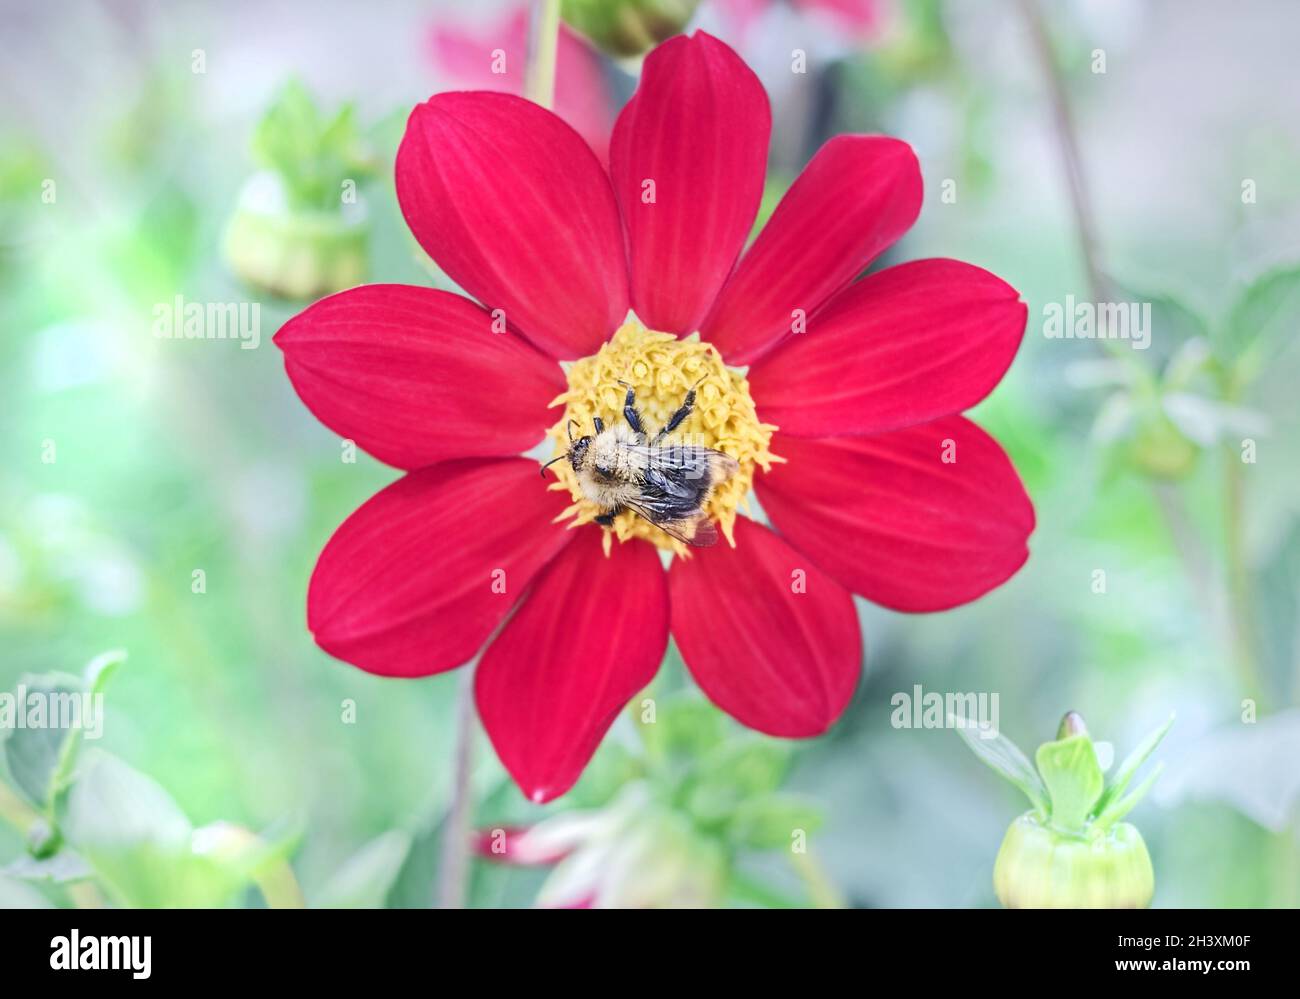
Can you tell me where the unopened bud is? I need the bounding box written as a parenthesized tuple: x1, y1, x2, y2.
(994, 815, 1154, 909)
(1057, 711, 1088, 739)
(561, 0, 701, 58)
(224, 173, 368, 301)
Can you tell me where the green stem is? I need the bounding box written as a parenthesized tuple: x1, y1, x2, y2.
(789, 848, 846, 909)
(525, 0, 563, 109)
(1274, 822, 1299, 908)
(436, 665, 477, 909)
(1013, 0, 1110, 306)
(729, 870, 804, 909)
(1223, 445, 1265, 704)
(254, 860, 306, 909)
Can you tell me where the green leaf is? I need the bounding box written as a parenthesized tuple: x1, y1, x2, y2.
(314, 830, 412, 909)
(190, 819, 304, 908)
(2, 651, 123, 816)
(684, 741, 791, 824)
(566, 741, 642, 809)
(1096, 713, 1174, 815)
(1107, 278, 1210, 369)
(59, 750, 245, 907)
(1094, 763, 1164, 831)
(0, 874, 52, 908)
(82, 649, 125, 693)
(1153, 710, 1300, 832)
(728, 795, 823, 850)
(1221, 265, 1300, 386)
(49, 650, 125, 804)
(249, 79, 372, 211)
(951, 717, 1048, 815)
(638, 694, 725, 760)
(1035, 734, 1105, 831)
(3, 672, 83, 812)
(3, 849, 92, 885)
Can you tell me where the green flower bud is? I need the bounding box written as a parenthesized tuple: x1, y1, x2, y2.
(224, 80, 374, 301)
(955, 711, 1174, 909)
(1126, 410, 1199, 480)
(26, 817, 61, 859)
(561, 0, 701, 58)
(1057, 710, 1088, 739)
(994, 814, 1154, 909)
(224, 172, 368, 301)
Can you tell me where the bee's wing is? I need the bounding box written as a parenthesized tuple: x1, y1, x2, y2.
(624, 501, 719, 547)
(623, 443, 739, 492)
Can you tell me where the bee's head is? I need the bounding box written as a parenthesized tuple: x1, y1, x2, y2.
(540, 420, 594, 479)
(568, 435, 592, 471)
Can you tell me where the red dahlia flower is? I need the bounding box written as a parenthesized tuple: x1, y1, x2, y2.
(275, 31, 1034, 804)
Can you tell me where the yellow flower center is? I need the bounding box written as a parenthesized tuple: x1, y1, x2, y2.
(545, 316, 779, 554)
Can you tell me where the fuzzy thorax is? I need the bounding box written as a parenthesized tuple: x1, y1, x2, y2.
(546, 317, 779, 554)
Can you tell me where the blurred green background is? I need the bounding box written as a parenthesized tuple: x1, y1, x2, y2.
(2, 0, 1298, 908)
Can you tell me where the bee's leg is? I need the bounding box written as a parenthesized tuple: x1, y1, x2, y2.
(617, 380, 645, 436)
(653, 383, 700, 444)
(594, 505, 623, 527)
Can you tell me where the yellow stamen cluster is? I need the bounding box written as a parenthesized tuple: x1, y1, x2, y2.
(546, 316, 779, 555)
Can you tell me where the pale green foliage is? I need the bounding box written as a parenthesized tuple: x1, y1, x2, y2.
(250, 79, 373, 211)
(956, 713, 1173, 836)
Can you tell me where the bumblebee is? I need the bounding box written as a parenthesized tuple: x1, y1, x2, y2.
(541, 379, 739, 546)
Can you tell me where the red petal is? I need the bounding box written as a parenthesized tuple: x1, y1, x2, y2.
(749, 259, 1027, 437)
(755, 418, 1035, 612)
(396, 92, 629, 360)
(477, 532, 668, 804)
(472, 826, 566, 865)
(275, 284, 564, 469)
(308, 459, 572, 677)
(795, 0, 886, 39)
(670, 517, 861, 737)
(609, 31, 770, 334)
(700, 135, 922, 364)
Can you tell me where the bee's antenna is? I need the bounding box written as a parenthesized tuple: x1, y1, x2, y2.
(689, 375, 708, 391)
(539, 454, 568, 478)
(566, 419, 577, 442)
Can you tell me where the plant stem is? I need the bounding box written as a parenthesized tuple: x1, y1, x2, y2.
(789, 848, 846, 909)
(730, 870, 804, 909)
(1223, 445, 1265, 704)
(1013, 0, 1110, 304)
(436, 665, 477, 909)
(1274, 821, 1299, 908)
(525, 0, 563, 109)
(254, 860, 307, 909)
